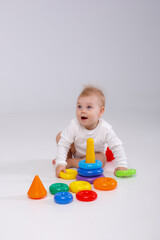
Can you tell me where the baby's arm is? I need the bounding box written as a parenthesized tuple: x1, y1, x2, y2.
(114, 166, 128, 175)
(55, 119, 76, 177)
(56, 164, 66, 178)
(55, 137, 72, 177)
(105, 126, 128, 173)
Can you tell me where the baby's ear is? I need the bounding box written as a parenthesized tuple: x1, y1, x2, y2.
(99, 107, 105, 117)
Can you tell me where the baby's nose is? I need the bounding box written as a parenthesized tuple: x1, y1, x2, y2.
(81, 109, 86, 113)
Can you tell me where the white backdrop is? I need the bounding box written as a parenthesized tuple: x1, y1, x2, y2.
(0, 0, 159, 114)
(0, 2, 160, 240)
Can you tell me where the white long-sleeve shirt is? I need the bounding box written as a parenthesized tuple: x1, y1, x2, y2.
(56, 118, 128, 168)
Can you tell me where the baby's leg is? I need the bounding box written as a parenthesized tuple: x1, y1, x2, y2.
(95, 152, 106, 167)
(66, 158, 83, 168)
(66, 152, 106, 168)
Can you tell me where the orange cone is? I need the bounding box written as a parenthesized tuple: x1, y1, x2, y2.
(27, 175, 47, 199)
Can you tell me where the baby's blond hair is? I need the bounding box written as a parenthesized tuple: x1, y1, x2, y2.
(78, 85, 105, 107)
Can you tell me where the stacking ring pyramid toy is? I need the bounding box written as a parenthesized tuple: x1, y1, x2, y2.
(76, 138, 104, 184)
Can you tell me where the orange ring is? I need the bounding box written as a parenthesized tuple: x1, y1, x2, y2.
(93, 177, 117, 191)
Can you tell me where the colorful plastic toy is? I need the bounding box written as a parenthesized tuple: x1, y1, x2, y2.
(69, 181, 92, 193)
(78, 167, 103, 177)
(115, 169, 136, 177)
(76, 190, 97, 202)
(93, 177, 117, 191)
(27, 175, 47, 199)
(85, 138, 96, 163)
(79, 159, 102, 169)
(77, 138, 104, 184)
(105, 147, 115, 162)
(54, 192, 73, 204)
(59, 169, 77, 180)
(49, 183, 69, 195)
(76, 174, 104, 184)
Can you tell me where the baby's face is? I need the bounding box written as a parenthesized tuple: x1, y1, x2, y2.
(76, 94, 104, 130)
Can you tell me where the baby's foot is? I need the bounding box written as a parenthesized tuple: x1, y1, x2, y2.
(52, 159, 56, 165)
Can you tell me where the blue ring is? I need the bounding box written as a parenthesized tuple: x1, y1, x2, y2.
(78, 159, 102, 170)
(54, 192, 73, 204)
(77, 167, 104, 177)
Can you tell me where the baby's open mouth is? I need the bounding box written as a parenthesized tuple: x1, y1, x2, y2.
(81, 116, 88, 120)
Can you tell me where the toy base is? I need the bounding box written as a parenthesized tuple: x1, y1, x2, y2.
(76, 174, 105, 184)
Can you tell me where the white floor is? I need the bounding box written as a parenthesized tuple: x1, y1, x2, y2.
(0, 111, 160, 240)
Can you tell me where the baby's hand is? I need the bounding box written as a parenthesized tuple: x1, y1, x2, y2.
(56, 164, 66, 178)
(114, 167, 128, 176)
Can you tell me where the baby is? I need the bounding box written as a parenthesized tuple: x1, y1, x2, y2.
(54, 86, 128, 177)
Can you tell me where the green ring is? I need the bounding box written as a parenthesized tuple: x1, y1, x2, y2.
(115, 169, 136, 177)
(49, 183, 69, 195)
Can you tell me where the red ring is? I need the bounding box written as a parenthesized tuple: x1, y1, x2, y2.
(76, 190, 97, 202)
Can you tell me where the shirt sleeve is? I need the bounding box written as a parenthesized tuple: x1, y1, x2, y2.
(105, 126, 128, 168)
(55, 119, 77, 166)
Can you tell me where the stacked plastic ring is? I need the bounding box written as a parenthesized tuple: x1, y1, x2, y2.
(77, 159, 104, 184)
(54, 192, 73, 204)
(115, 169, 136, 177)
(59, 169, 77, 180)
(49, 183, 69, 195)
(76, 190, 97, 202)
(93, 177, 117, 191)
(49, 183, 74, 205)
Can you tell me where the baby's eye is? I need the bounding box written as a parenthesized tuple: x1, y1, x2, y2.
(87, 106, 92, 109)
(77, 105, 82, 109)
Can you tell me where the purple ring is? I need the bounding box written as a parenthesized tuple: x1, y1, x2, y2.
(76, 174, 105, 184)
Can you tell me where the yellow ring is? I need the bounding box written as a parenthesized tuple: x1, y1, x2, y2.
(69, 181, 92, 193)
(59, 169, 78, 180)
